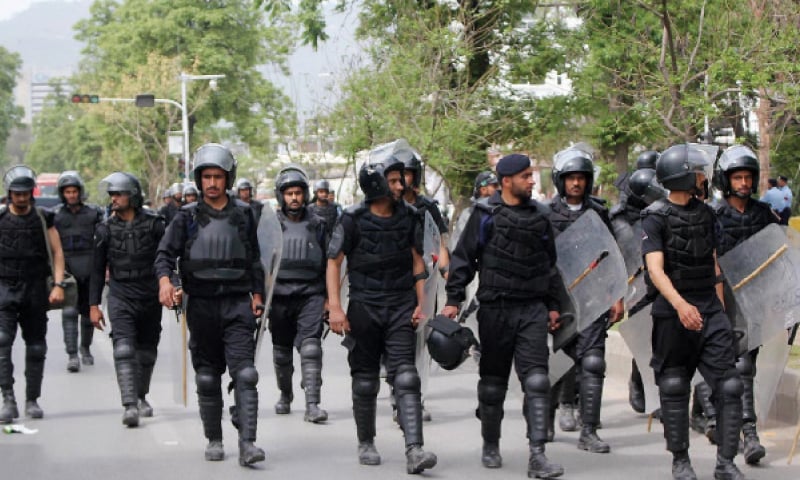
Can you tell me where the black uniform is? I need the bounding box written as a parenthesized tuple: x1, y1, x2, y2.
(246, 199, 264, 224)
(154, 196, 265, 453)
(0, 206, 53, 420)
(308, 201, 341, 234)
(90, 208, 165, 414)
(53, 203, 104, 366)
(327, 200, 428, 450)
(158, 202, 179, 225)
(446, 191, 560, 462)
(270, 208, 329, 420)
(641, 197, 743, 467)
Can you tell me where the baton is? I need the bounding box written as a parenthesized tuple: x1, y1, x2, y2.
(627, 265, 644, 285)
(732, 244, 788, 291)
(568, 250, 609, 291)
(171, 260, 188, 407)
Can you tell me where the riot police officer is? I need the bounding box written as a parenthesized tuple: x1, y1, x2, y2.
(183, 184, 199, 204)
(326, 147, 437, 474)
(691, 146, 777, 466)
(158, 185, 180, 225)
(548, 147, 623, 454)
(53, 171, 104, 372)
(307, 179, 341, 234)
(473, 171, 499, 200)
(0, 166, 66, 422)
(270, 164, 329, 423)
(235, 177, 264, 223)
(156, 143, 266, 466)
(89, 172, 165, 428)
(643, 144, 746, 480)
(443, 154, 564, 478)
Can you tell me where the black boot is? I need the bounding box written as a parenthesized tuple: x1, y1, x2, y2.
(629, 359, 645, 413)
(79, 315, 94, 365)
(352, 374, 380, 465)
(62, 307, 80, 372)
(0, 342, 17, 423)
(196, 370, 224, 461)
(738, 357, 765, 465)
(742, 422, 765, 465)
(713, 454, 746, 480)
(658, 369, 691, 472)
(406, 444, 437, 474)
(272, 345, 293, 414)
(235, 366, 265, 467)
(136, 347, 157, 417)
(0, 388, 18, 423)
(477, 377, 506, 468)
(113, 341, 139, 427)
(394, 365, 436, 474)
(299, 338, 327, 423)
(24, 343, 46, 419)
(528, 443, 564, 478)
(578, 352, 609, 453)
(671, 450, 698, 480)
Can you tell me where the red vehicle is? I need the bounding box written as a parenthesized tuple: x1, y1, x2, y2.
(34, 172, 62, 209)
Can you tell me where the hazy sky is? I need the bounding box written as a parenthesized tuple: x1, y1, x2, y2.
(0, 0, 73, 21)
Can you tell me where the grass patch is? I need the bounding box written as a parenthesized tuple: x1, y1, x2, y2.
(789, 345, 800, 371)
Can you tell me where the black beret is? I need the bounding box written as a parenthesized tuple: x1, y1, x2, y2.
(496, 154, 531, 178)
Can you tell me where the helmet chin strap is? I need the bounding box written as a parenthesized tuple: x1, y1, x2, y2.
(732, 190, 750, 199)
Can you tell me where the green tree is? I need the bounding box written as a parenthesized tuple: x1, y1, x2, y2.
(0, 46, 24, 167)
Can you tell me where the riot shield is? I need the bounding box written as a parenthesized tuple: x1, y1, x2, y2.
(718, 223, 800, 351)
(450, 205, 473, 251)
(618, 307, 661, 412)
(555, 209, 627, 331)
(754, 331, 792, 422)
(548, 336, 575, 386)
(612, 217, 647, 310)
(417, 212, 441, 399)
(254, 204, 282, 359)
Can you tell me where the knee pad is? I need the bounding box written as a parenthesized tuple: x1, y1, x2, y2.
(658, 372, 689, 397)
(352, 375, 380, 397)
(26, 342, 47, 360)
(62, 306, 79, 319)
(299, 338, 322, 360)
(0, 330, 12, 348)
(581, 350, 606, 376)
(394, 364, 420, 393)
(478, 377, 507, 405)
(113, 340, 136, 361)
(523, 371, 550, 395)
(718, 372, 743, 399)
(195, 370, 221, 395)
(735, 354, 755, 378)
(273, 345, 293, 365)
(235, 366, 259, 388)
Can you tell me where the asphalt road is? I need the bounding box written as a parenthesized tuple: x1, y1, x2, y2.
(1, 308, 798, 479)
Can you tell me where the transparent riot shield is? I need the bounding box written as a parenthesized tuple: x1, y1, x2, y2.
(754, 331, 792, 422)
(718, 223, 800, 351)
(618, 307, 661, 412)
(612, 217, 647, 310)
(254, 205, 282, 359)
(417, 212, 441, 399)
(548, 336, 575, 386)
(555, 209, 627, 331)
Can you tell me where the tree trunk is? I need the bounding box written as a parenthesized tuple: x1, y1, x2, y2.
(756, 88, 771, 195)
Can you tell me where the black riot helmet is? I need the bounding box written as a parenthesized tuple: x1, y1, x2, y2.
(57, 170, 86, 203)
(314, 179, 330, 192)
(3, 165, 37, 194)
(714, 145, 760, 198)
(235, 177, 255, 196)
(426, 315, 479, 371)
(473, 171, 499, 198)
(193, 143, 237, 190)
(656, 144, 710, 193)
(635, 150, 660, 170)
(274, 163, 310, 208)
(552, 146, 594, 198)
(397, 142, 424, 189)
(183, 183, 199, 197)
(359, 141, 407, 202)
(626, 168, 667, 206)
(99, 172, 144, 209)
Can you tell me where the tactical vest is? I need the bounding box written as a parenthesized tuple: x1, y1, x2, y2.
(0, 206, 49, 278)
(549, 197, 609, 236)
(106, 210, 161, 281)
(610, 197, 644, 226)
(308, 202, 339, 232)
(477, 201, 553, 300)
(277, 211, 325, 282)
(181, 200, 255, 289)
(347, 202, 416, 292)
(644, 199, 716, 292)
(714, 199, 776, 256)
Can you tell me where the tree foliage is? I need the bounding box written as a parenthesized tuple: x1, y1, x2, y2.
(0, 46, 24, 168)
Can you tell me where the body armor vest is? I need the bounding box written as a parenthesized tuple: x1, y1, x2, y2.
(347, 202, 416, 292)
(549, 197, 609, 236)
(0, 207, 48, 278)
(277, 211, 325, 282)
(610, 198, 644, 226)
(181, 201, 255, 286)
(106, 210, 160, 281)
(54, 204, 101, 278)
(477, 201, 554, 301)
(308, 202, 339, 232)
(714, 199, 776, 256)
(644, 199, 716, 292)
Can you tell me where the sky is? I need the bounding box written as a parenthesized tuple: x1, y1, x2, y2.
(0, 0, 58, 21)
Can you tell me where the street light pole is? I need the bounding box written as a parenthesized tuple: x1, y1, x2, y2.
(180, 72, 226, 182)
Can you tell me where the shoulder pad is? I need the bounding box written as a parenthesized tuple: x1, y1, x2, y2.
(609, 203, 624, 219)
(419, 195, 438, 207)
(140, 208, 161, 220)
(305, 209, 325, 226)
(529, 199, 551, 215)
(474, 199, 496, 214)
(643, 199, 670, 216)
(233, 198, 250, 209)
(589, 195, 607, 206)
(52, 204, 64, 214)
(587, 197, 609, 214)
(750, 198, 774, 214)
(710, 199, 728, 215)
(181, 201, 198, 211)
(344, 201, 368, 217)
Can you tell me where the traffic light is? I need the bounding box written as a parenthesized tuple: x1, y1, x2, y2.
(71, 94, 100, 104)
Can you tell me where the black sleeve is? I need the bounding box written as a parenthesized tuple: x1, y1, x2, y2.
(248, 208, 266, 297)
(427, 202, 448, 235)
(154, 210, 188, 281)
(641, 214, 664, 256)
(412, 211, 425, 255)
(89, 223, 109, 306)
(327, 214, 356, 258)
(544, 221, 562, 312)
(43, 208, 55, 228)
(445, 208, 482, 306)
